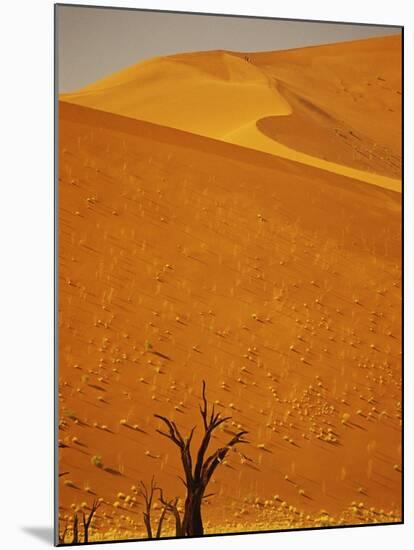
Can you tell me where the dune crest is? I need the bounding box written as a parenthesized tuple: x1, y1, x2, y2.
(61, 35, 401, 191)
(61, 51, 292, 139)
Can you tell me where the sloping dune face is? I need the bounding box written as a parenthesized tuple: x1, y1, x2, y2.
(61, 35, 401, 190)
(249, 35, 402, 180)
(61, 51, 291, 138)
(58, 102, 401, 542)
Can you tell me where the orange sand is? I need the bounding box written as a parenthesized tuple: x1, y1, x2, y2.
(61, 35, 401, 191)
(58, 36, 402, 543)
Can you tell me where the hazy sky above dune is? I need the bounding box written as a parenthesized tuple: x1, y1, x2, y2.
(57, 5, 401, 93)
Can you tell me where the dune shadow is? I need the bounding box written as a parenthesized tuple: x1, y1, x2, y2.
(244, 462, 261, 472)
(88, 383, 107, 392)
(99, 427, 114, 434)
(72, 446, 90, 456)
(123, 424, 147, 434)
(259, 447, 273, 454)
(64, 483, 81, 490)
(151, 350, 172, 361)
(348, 421, 367, 431)
(104, 467, 123, 476)
(327, 440, 343, 448)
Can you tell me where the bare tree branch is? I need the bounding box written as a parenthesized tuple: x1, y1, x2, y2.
(82, 498, 101, 543)
(158, 488, 183, 537)
(154, 415, 195, 488)
(154, 381, 249, 537)
(138, 478, 171, 540)
(194, 381, 231, 481)
(199, 380, 209, 431)
(202, 430, 248, 485)
(154, 415, 184, 449)
(138, 478, 157, 539)
(177, 475, 188, 488)
(155, 505, 168, 539)
(58, 517, 69, 544)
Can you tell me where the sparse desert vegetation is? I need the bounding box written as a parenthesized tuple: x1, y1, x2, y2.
(58, 35, 401, 543)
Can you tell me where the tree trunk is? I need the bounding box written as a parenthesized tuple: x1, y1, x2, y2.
(143, 512, 153, 539)
(183, 489, 204, 537)
(156, 506, 167, 539)
(72, 513, 79, 544)
(173, 510, 184, 537)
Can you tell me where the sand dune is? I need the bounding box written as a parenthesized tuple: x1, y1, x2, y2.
(250, 35, 401, 159)
(61, 51, 292, 138)
(223, 118, 399, 192)
(58, 101, 401, 541)
(61, 35, 401, 190)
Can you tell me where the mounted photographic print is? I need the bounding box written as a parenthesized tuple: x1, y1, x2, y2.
(55, 4, 403, 545)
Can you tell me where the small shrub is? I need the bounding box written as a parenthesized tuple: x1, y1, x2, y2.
(91, 455, 103, 468)
(63, 409, 77, 421)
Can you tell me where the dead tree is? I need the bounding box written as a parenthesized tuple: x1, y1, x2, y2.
(58, 517, 69, 544)
(81, 498, 101, 543)
(158, 489, 184, 537)
(71, 512, 79, 544)
(155, 380, 248, 537)
(138, 478, 168, 539)
(155, 504, 168, 539)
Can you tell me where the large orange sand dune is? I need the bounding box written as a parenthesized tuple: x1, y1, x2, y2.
(58, 99, 401, 541)
(61, 35, 401, 191)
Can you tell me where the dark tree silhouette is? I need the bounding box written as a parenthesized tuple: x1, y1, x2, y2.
(138, 478, 168, 539)
(71, 512, 79, 544)
(154, 380, 248, 537)
(81, 498, 101, 543)
(158, 488, 184, 537)
(156, 504, 168, 539)
(58, 517, 69, 544)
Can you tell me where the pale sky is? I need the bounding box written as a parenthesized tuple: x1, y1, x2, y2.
(56, 4, 401, 93)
